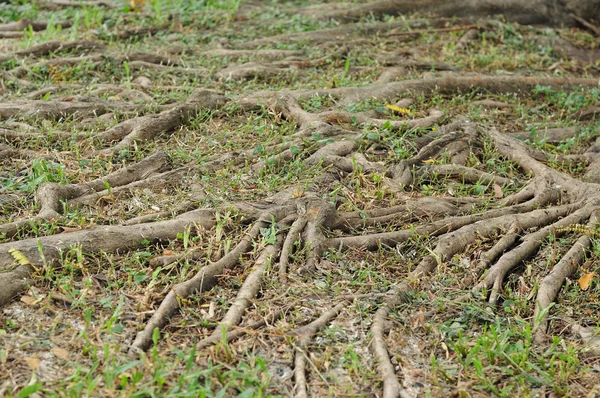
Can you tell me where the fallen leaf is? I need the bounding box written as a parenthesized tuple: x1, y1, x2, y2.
(385, 104, 411, 114)
(51, 347, 70, 361)
(493, 183, 504, 198)
(59, 226, 82, 233)
(21, 295, 42, 306)
(24, 357, 40, 370)
(130, 0, 145, 11)
(579, 272, 595, 290)
(162, 249, 174, 256)
(8, 248, 32, 266)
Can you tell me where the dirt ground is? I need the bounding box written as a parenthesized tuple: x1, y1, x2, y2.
(1, 0, 600, 397)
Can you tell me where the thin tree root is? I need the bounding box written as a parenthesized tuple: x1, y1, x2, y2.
(129, 207, 293, 353)
(371, 285, 412, 398)
(291, 301, 348, 398)
(280, 214, 308, 285)
(533, 210, 600, 342)
(475, 202, 595, 304)
(209, 233, 284, 340)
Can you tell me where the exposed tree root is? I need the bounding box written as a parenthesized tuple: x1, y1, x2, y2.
(291, 301, 348, 398)
(0, 19, 72, 33)
(0, 208, 217, 307)
(196, 308, 285, 351)
(0, 97, 136, 121)
(534, 210, 600, 342)
(3, 14, 600, 394)
(209, 233, 285, 340)
(93, 89, 228, 153)
(371, 285, 411, 398)
(309, 0, 598, 27)
(475, 202, 594, 305)
(11, 40, 104, 58)
(242, 75, 599, 109)
(203, 48, 303, 60)
(41, 0, 116, 9)
(279, 215, 308, 284)
(129, 207, 293, 353)
(0, 152, 171, 238)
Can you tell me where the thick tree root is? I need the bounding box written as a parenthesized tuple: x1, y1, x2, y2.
(0, 208, 217, 307)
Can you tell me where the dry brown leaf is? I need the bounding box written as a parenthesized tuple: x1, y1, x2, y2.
(162, 249, 174, 256)
(130, 0, 145, 11)
(24, 357, 40, 370)
(21, 295, 42, 306)
(579, 272, 595, 290)
(59, 226, 82, 233)
(493, 183, 504, 198)
(51, 347, 70, 361)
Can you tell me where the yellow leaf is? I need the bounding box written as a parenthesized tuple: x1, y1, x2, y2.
(579, 272, 595, 290)
(8, 248, 31, 266)
(385, 104, 411, 115)
(422, 159, 436, 164)
(130, 0, 145, 11)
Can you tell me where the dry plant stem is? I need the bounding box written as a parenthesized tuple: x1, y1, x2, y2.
(196, 309, 285, 350)
(476, 203, 595, 304)
(292, 301, 348, 398)
(210, 234, 284, 339)
(0, 209, 217, 307)
(533, 210, 600, 342)
(130, 207, 293, 353)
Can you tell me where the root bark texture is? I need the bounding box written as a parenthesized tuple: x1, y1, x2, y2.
(3, 11, 600, 395)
